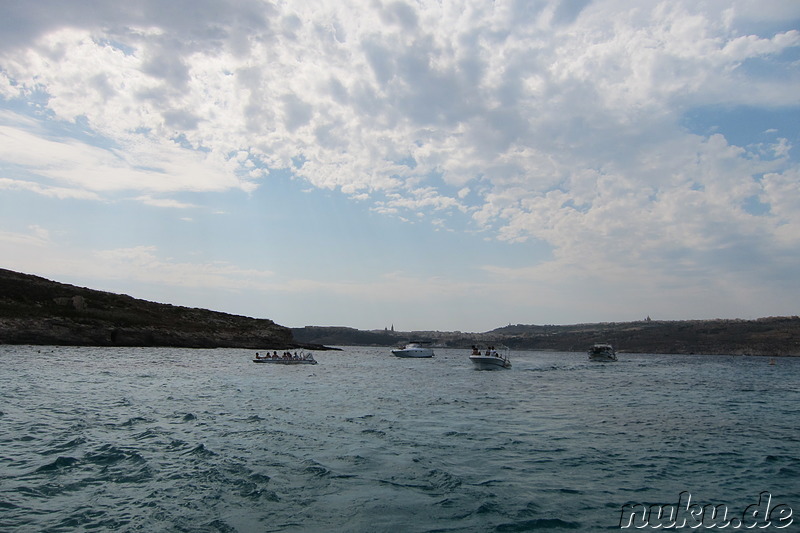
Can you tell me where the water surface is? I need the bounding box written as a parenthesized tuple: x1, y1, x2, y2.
(1, 346, 797, 531)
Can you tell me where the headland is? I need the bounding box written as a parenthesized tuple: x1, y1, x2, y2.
(1, 268, 797, 355)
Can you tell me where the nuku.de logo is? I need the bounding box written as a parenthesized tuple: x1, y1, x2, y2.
(619, 491, 793, 529)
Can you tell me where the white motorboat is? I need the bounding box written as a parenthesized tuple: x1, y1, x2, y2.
(588, 343, 617, 362)
(469, 346, 511, 370)
(391, 342, 434, 358)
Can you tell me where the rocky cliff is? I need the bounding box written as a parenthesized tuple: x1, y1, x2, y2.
(0, 268, 316, 349)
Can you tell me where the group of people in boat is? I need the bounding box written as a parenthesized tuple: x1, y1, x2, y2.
(471, 345, 500, 357)
(255, 351, 311, 361)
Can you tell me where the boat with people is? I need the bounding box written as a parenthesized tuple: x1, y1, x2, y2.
(469, 345, 512, 370)
(391, 342, 435, 358)
(588, 343, 617, 362)
(253, 351, 318, 365)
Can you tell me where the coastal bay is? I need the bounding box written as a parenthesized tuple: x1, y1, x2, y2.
(2, 268, 798, 355)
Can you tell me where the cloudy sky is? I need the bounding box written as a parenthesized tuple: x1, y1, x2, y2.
(1, 0, 798, 332)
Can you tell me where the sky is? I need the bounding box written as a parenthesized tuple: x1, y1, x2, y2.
(0, 0, 799, 333)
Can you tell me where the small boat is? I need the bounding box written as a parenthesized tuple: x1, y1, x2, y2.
(391, 342, 434, 358)
(588, 343, 617, 362)
(253, 352, 318, 365)
(469, 346, 511, 370)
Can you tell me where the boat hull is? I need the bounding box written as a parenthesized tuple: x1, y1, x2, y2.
(588, 344, 617, 362)
(392, 349, 434, 358)
(253, 359, 317, 365)
(469, 355, 511, 370)
(588, 354, 617, 362)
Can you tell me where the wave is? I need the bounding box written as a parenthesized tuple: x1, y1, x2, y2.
(119, 416, 153, 427)
(3, 345, 798, 532)
(41, 437, 86, 455)
(84, 444, 146, 466)
(495, 517, 582, 530)
(35, 456, 79, 472)
(183, 443, 217, 457)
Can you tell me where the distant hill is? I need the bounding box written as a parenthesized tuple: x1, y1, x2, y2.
(291, 326, 400, 347)
(483, 319, 800, 355)
(294, 317, 800, 356)
(2, 268, 797, 355)
(0, 268, 323, 349)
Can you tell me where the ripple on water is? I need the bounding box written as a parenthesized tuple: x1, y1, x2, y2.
(34, 456, 80, 472)
(40, 437, 86, 455)
(119, 416, 152, 427)
(495, 517, 583, 531)
(1, 346, 798, 532)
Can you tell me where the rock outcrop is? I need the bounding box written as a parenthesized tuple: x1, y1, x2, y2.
(0, 268, 322, 349)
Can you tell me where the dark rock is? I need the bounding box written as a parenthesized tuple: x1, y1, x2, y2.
(0, 268, 331, 350)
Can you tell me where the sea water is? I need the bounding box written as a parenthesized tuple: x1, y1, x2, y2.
(0, 346, 797, 532)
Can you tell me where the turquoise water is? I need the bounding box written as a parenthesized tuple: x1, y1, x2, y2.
(1, 346, 797, 532)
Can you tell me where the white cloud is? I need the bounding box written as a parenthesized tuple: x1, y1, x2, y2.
(0, 177, 102, 201)
(90, 246, 276, 289)
(0, 118, 254, 195)
(760, 169, 800, 245)
(134, 196, 197, 209)
(0, 0, 798, 327)
(0, 225, 52, 247)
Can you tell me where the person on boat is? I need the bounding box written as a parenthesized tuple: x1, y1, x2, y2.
(255, 352, 262, 360)
(272, 351, 279, 359)
(471, 345, 480, 355)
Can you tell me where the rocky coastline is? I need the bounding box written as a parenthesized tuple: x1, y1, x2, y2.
(0, 269, 331, 350)
(2, 268, 798, 355)
(292, 318, 800, 356)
